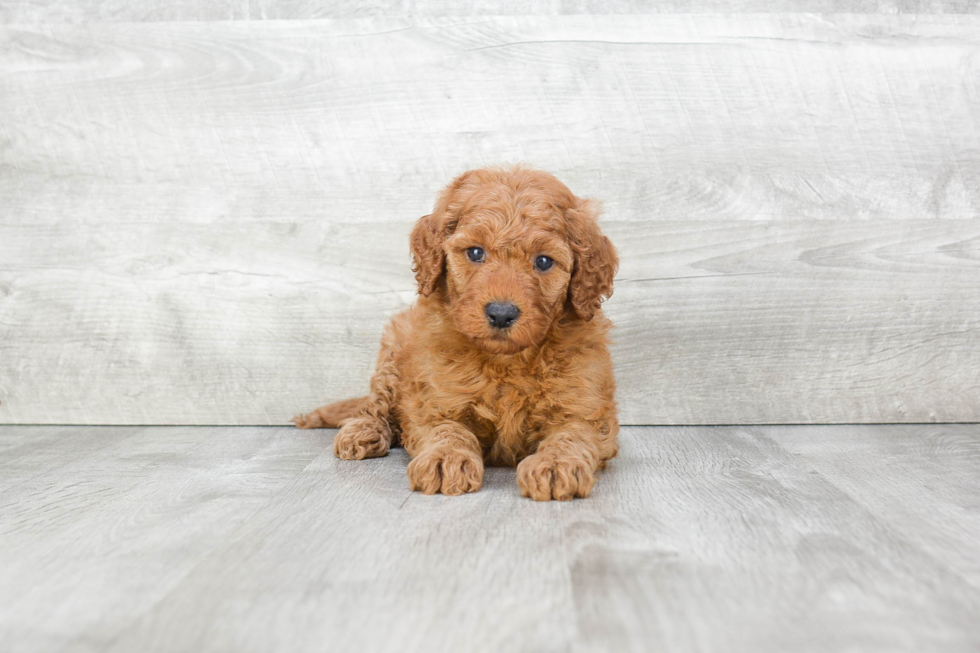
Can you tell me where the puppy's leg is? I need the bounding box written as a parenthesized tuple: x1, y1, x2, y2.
(517, 421, 617, 501)
(404, 422, 484, 496)
(328, 322, 405, 460)
(293, 396, 369, 429)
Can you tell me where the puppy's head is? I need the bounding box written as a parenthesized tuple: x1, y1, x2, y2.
(410, 166, 618, 355)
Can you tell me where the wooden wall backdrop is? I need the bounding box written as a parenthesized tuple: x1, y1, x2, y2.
(1, 3, 979, 425)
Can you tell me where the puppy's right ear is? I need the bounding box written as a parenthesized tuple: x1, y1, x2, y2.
(409, 213, 446, 297)
(410, 170, 476, 297)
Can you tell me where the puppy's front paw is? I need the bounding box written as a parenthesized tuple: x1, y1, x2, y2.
(517, 451, 595, 501)
(407, 446, 483, 496)
(333, 417, 390, 460)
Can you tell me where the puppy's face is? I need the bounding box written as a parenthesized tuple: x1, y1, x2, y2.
(410, 167, 617, 355)
(443, 200, 573, 354)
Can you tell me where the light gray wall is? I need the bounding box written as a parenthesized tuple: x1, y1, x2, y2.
(1, 6, 978, 425)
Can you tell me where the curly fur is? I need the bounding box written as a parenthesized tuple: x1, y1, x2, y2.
(294, 165, 620, 501)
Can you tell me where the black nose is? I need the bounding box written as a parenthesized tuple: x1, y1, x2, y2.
(485, 302, 521, 329)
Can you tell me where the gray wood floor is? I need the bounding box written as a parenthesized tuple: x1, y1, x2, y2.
(1, 425, 979, 652)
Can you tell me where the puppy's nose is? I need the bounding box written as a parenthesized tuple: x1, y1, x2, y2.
(485, 301, 521, 329)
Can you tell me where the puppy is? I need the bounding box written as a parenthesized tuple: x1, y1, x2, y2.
(294, 166, 619, 500)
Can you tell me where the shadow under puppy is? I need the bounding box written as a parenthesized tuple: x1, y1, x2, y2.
(295, 165, 619, 500)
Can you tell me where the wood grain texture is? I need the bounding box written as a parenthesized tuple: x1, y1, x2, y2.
(0, 425, 330, 653)
(4, 1, 980, 24)
(2, 15, 979, 424)
(770, 424, 980, 589)
(1, 424, 979, 652)
(1, 219, 978, 425)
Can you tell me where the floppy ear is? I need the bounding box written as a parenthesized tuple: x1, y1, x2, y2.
(409, 213, 446, 297)
(409, 170, 474, 297)
(565, 199, 618, 321)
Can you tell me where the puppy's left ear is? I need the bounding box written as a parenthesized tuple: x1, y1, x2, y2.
(565, 199, 618, 321)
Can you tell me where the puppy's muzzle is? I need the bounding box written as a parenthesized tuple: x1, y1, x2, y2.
(485, 301, 520, 329)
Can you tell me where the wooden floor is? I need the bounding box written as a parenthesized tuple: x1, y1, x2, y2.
(2, 424, 979, 653)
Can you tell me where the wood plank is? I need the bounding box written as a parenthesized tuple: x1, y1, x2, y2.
(767, 424, 980, 589)
(4, 1, 979, 24)
(0, 425, 144, 492)
(105, 452, 578, 653)
(569, 425, 980, 652)
(0, 425, 329, 653)
(3, 16, 979, 191)
(0, 424, 84, 454)
(1, 218, 977, 425)
(2, 15, 979, 424)
(2, 425, 978, 652)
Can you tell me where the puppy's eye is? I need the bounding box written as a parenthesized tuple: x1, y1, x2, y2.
(466, 247, 485, 263)
(534, 255, 554, 272)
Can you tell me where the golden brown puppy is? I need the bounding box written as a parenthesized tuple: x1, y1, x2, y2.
(294, 166, 619, 500)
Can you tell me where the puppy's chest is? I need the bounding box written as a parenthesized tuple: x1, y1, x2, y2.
(462, 367, 560, 455)
(469, 378, 536, 422)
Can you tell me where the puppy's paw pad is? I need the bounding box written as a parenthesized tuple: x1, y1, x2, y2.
(407, 448, 483, 496)
(333, 417, 390, 460)
(517, 452, 595, 501)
